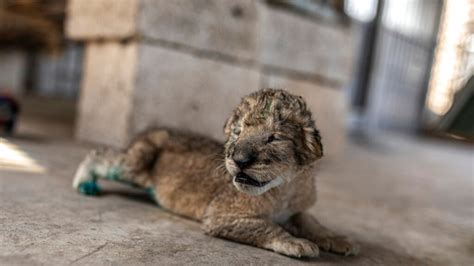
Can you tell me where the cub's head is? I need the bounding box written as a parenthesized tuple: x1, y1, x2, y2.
(224, 89, 323, 196)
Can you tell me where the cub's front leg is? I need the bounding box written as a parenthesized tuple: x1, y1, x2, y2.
(283, 213, 360, 256)
(203, 216, 320, 258)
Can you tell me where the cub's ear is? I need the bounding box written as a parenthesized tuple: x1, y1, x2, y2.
(299, 126, 323, 164)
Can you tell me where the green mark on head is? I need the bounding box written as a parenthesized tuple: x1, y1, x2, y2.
(261, 99, 272, 118)
(78, 180, 101, 196)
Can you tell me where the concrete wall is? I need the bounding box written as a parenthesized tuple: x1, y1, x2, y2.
(68, 0, 354, 154)
(133, 44, 260, 141)
(76, 42, 137, 147)
(138, 0, 260, 61)
(259, 6, 352, 84)
(66, 0, 139, 39)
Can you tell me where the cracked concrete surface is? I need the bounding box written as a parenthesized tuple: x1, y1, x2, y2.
(1, 133, 473, 265)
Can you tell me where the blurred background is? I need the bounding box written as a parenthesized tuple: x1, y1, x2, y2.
(0, 0, 473, 265)
(1, 0, 473, 145)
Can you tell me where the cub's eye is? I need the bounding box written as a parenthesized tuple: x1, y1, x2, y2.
(267, 134, 275, 143)
(232, 127, 241, 135)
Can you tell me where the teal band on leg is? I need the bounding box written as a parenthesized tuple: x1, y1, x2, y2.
(77, 169, 101, 196)
(146, 187, 159, 205)
(106, 166, 122, 181)
(105, 166, 140, 187)
(78, 179, 101, 196)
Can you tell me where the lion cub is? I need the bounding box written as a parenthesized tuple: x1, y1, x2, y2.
(73, 89, 359, 258)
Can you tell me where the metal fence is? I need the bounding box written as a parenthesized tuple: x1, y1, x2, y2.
(348, 0, 443, 132)
(31, 41, 83, 99)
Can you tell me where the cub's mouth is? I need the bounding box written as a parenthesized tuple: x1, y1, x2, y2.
(234, 172, 270, 187)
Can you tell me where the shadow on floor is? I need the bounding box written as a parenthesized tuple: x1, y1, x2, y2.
(91, 187, 431, 265)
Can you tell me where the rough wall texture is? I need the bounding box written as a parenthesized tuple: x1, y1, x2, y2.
(139, 0, 259, 61)
(76, 42, 137, 147)
(69, 0, 355, 150)
(133, 44, 260, 141)
(259, 6, 353, 85)
(66, 0, 139, 39)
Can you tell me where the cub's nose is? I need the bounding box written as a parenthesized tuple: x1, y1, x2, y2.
(233, 152, 256, 170)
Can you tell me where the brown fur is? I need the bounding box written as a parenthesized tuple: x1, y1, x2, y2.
(73, 88, 359, 258)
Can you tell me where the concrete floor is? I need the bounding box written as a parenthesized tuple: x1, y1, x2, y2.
(0, 115, 473, 265)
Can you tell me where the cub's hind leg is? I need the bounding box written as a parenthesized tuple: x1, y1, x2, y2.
(73, 130, 169, 196)
(73, 148, 142, 195)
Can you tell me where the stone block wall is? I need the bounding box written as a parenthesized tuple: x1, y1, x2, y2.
(76, 42, 137, 147)
(133, 44, 260, 141)
(67, 0, 354, 155)
(66, 0, 139, 39)
(138, 0, 260, 61)
(259, 6, 352, 84)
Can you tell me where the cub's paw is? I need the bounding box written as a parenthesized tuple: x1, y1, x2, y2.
(73, 152, 101, 196)
(267, 237, 320, 258)
(315, 236, 360, 256)
(77, 180, 101, 196)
